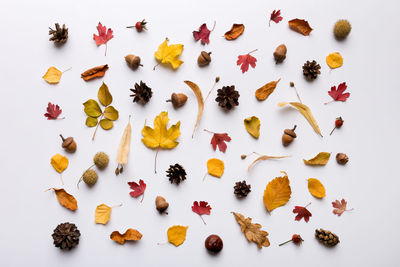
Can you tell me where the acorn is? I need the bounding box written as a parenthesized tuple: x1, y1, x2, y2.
(273, 44, 287, 63)
(282, 125, 297, 146)
(197, 51, 212, 67)
(59, 134, 77, 153)
(155, 196, 169, 214)
(125, 54, 143, 70)
(166, 93, 188, 108)
(93, 152, 109, 169)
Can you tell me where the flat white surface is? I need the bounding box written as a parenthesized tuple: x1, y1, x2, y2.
(0, 0, 399, 266)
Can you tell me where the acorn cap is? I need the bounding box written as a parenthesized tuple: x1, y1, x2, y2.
(284, 129, 296, 138)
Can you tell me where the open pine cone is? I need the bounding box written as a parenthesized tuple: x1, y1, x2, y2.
(49, 23, 68, 44)
(315, 228, 339, 247)
(52, 222, 80, 250)
(215, 85, 240, 111)
(302, 60, 321, 81)
(234, 180, 251, 198)
(130, 81, 153, 104)
(166, 164, 187, 184)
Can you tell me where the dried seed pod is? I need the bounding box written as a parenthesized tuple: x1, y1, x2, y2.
(336, 153, 348, 165)
(273, 44, 287, 63)
(125, 54, 143, 70)
(59, 134, 77, 153)
(197, 51, 212, 67)
(155, 196, 169, 214)
(282, 125, 297, 146)
(166, 93, 188, 108)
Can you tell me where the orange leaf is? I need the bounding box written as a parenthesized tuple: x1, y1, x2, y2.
(49, 188, 77, 211)
(263, 172, 292, 213)
(81, 64, 109, 81)
(255, 79, 281, 101)
(224, 24, 245, 40)
(288, 19, 313, 36)
(110, 228, 142, 244)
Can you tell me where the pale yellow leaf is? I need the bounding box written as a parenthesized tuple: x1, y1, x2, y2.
(43, 67, 62, 84)
(95, 204, 112, 224)
(117, 116, 132, 165)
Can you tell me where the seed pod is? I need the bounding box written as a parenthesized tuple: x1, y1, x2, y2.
(273, 44, 287, 63)
(125, 54, 143, 70)
(336, 153, 348, 165)
(282, 125, 297, 146)
(197, 51, 212, 67)
(155, 196, 169, 214)
(166, 93, 188, 108)
(59, 134, 77, 153)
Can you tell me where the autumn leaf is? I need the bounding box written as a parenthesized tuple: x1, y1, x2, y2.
(51, 154, 68, 173)
(93, 22, 113, 56)
(142, 111, 181, 173)
(128, 179, 146, 202)
(288, 19, 313, 36)
(269, 10, 283, 26)
(184, 81, 204, 138)
(205, 130, 231, 152)
(224, 24, 245, 40)
(247, 155, 288, 171)
(303, 152, 331, 166)
(44, 102, 64, 120)
(116, 116, 132, 173)
(167, 225, 188, 247)
(206, 158, 224, 178)
(326, 52, 343, 69)
(332, 199, 353, 216)
(293, 203, 312, 222)
(110, 229, 142, 245)
(193, 22, 215, 44)
(43, 67, 62, 84)
(244, 116, 260, 139)
(263, 171, 292, 213)
(325, 82, 350, 104)
(154, 38, 184, 70)
(307, 178, 326, 198)
(232, 212, 270, 249)
(47, 188, 77, 211)
(81, 65, 109, 81)
(192, 201, 211, 224)
(237, 49, 257, 73)
(255, 79, 280, 101)
(95, 204, 112, 224)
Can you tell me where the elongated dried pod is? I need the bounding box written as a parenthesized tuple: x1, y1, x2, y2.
(184, 81, 204, 138)
(115, 116, 132, 175)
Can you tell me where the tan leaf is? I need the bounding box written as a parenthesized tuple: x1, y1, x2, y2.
(110, 229, 142, 245)
(95, 204, 112, 224)
(117, 116, 132, 166)
(224, 24, 245, 40)
(48, 188, 77, 211)
(255, 79, 280, 101)
(232, 212, 270, 249)
(288, 19, 313, 36)
(244, 116, 260, 138)
(303, 152, 331, 166)
(248, 155, 289, 171)
(308, 178, 326, 198)
(81, 64, 109, 81)
(263, 171, 291, 213)
(184, 81, 204, 138)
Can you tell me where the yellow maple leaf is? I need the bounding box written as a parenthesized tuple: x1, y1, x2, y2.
(142, 111, 180, 173)
(232, 212, 270, 249)
(308, 178, 326, 198)
(167, 225, 188, 247)
(95, 204, 112, 224)
(43, 67, 62, 84)
(154, 38, 184, 70)
(207, 158, 224, 178)
(263, 171, 292, 213)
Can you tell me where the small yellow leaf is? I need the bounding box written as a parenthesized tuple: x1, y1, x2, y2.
(83, 99, 102, 118)
(49, 188, 77, 211)
(103, 106, 119, 121)
(100, 118, 114, 130)
(110, 229, 142, 245)
(86, 117, 98, 127)
(154, 38, 184, 69)
(43, 67, 62, 84)
(98, 82, 113, 106)
(263, 171, 292, 213)
(303, 152, 331, 166)
(207, 158, 224, 178)
(95, 204, 112, 224)
(326, 52, 343, 69)
(167, 225, 188, 246)
(184, 81, 204, 138)
(51, 154, 68, 173)
(244, 116, 260, 139)
(307, 178, 326, 198)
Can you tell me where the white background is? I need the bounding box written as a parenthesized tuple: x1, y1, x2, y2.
(0, 0, 399, 266)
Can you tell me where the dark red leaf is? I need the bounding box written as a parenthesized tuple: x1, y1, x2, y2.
(192, 201, 211, 224)
(93, 22, 113, 46)
(44, 102, 64, 120)
(128, 179, 146, 202)
(237, 50, 257, 73)
(211, 133, 231, 152)
(293, 203, 312, 222)
(269, 10, 283, 26)
(326, 82, 350, 103)
(193, 23, 213, 45)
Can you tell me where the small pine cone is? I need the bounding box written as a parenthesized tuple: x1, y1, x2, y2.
(302, 60, 321, 81)
(130, 81, 153, 104)
(215, 85, 240, 111)
(315, 228, 340, 247)
(234, 180, 251, 198)
(166, 164, 187, 185)
(52, 222, 80, 250)
(49, 23, 68, 44)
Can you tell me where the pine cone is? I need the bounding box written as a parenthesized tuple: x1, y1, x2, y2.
(52, 222, 80, 250)
(302, 60, 321, 81)
(166, 164, 187, 184)
(130, 81, 152, 104)
(234, 180, 251, 198)
(49, 23, 68, 44)
(315, 228, 339, 247)
(215, 86, 240, 111)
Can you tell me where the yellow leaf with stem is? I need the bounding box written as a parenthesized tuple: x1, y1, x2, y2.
(263, 171, 292, 213)
(167, 225, 188, 247)
(43, 67, 62, 84)
(95, 203, 122, 224)
(154, 38, 184, 70)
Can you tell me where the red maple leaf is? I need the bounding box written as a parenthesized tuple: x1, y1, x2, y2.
(237, 49, 258, 73)
(210, 133, 231, 152)
(332, 198, 353, 216)
(192, 201, 211, 224)
(44, 102, 64, 120)
(293, 203, 312, 222)
(193, 22, 215, 45)
(269, 10, 283, 26)
(93, 22, 113, 56)
(325, 82, 350, 104)
(128, 179, 146, 202)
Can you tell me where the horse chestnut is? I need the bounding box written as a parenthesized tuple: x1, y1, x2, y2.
(205, 234, 223, 253)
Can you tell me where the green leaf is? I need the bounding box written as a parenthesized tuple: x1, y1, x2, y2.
(98, 82, 112, 107)
(83, 100, 102, 117)
(86, 117, 98, 127)
(104, 106, 119, 121)
(100, 119, 113, 130)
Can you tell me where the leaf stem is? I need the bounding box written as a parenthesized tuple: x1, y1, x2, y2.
(202, 173, 207, 181)
(279, 240, 292, 246)
(60, 174, 64, 185)
(247, 49, 258, 55)
(211, 21, 216, 32)
(153, 62, 160, 71)
(105, 43, 108, 56)
(305, 202, 312, 208)
(62, 67, 72, 73)
(200, 215, 207, 225)
(203, 129, 215, 135)
(111, 203, 123, 209)
(204, 77, 219, 102)
(324, 100, 334, 105)
(92, 114, 104, 141)
(141, 193, 145, 203)
(154, 147, 160, 173)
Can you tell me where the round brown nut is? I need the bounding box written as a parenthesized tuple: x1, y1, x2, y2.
(273, 44, 287, 63)
(166, 93, 188, 108)
(125, 54, 143, 70)
(205, 234, 223, 253)
(336, 153, 348, 165)
(198, 51, 212, 67)
(155, 196, 169, 213)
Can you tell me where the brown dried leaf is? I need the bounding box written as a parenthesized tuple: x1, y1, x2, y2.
(288, 19, 313, 36)
(255, 79, 281, 101)
(232, 212, 270, 249)
(248, 155, 288, 171)
(184, 81, 204, 138)
(81, 64, 109, 81)
(224, 24, 245, 40)
(110, 228, 142, 244)
(49, 188, 77, 211)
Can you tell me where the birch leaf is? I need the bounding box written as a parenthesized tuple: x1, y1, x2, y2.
(303, 152, 331, 166)
(244, 116, 260, 138)
(184, 81, 204, 138)
(43, 67, 62, 84)
(103, 106, 119, 121)
(95, 204, 112, 224)
(117, 116, 132, 166)
(167, 225, 188, 246)
(248, 155, 289, 171)
(307, 178, 326, 198)
(51, 154, 68, 173)
(207, 158, 224, 177)
(48, 188, 77, 211)
(263, 171, 291, 213)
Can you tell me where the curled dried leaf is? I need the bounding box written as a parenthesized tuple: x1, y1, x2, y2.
(288, 19, 313, 36)
(303, 152, 331, 166)
(48, 188, 77, 211)
(81, 64, 109, 81)
(248, 155, 289, 171)
(184, 81, 204, 138)
(110, 229, 142, 244)
(232, 212, 270, 249)
(224, 24, 245, 40)
(255, 79, 280, 101)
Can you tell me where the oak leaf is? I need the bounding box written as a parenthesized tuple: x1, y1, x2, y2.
(43, 67, 62, 84)
(232, 212, 270, 249)
(288, 19, 313, 36)
(244, 116, 260, 138)
(293, 203, 312, 222)
(307, 178, 326, 198)
(263, 171, 291, 213)
(326, 82, 350, 103)
(255, 79, 280, 101)
(206, 158, 224, 178)
(332, 198, 353, 216)
(81, 64, 109, 81)
(48, 188, 77, 211)
(224, 24, 245, 40)
(128, 179, 146, 202)
(269, 10, 283, 26)
(326, 52, 343, 69)
(154, 38, 184, 70)
(237, 50, 257, 73)
(167, 225, 188, 247)
(192, 201, 211, 224)
(210, 132, 231, 152)
(44, 102, 64, 120)
(110, 229, 142, 245)
(93, 22, 113, 56)
(303, 152, 331, 166)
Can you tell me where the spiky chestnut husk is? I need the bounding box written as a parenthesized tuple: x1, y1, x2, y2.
(334, 20, 351, 39)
